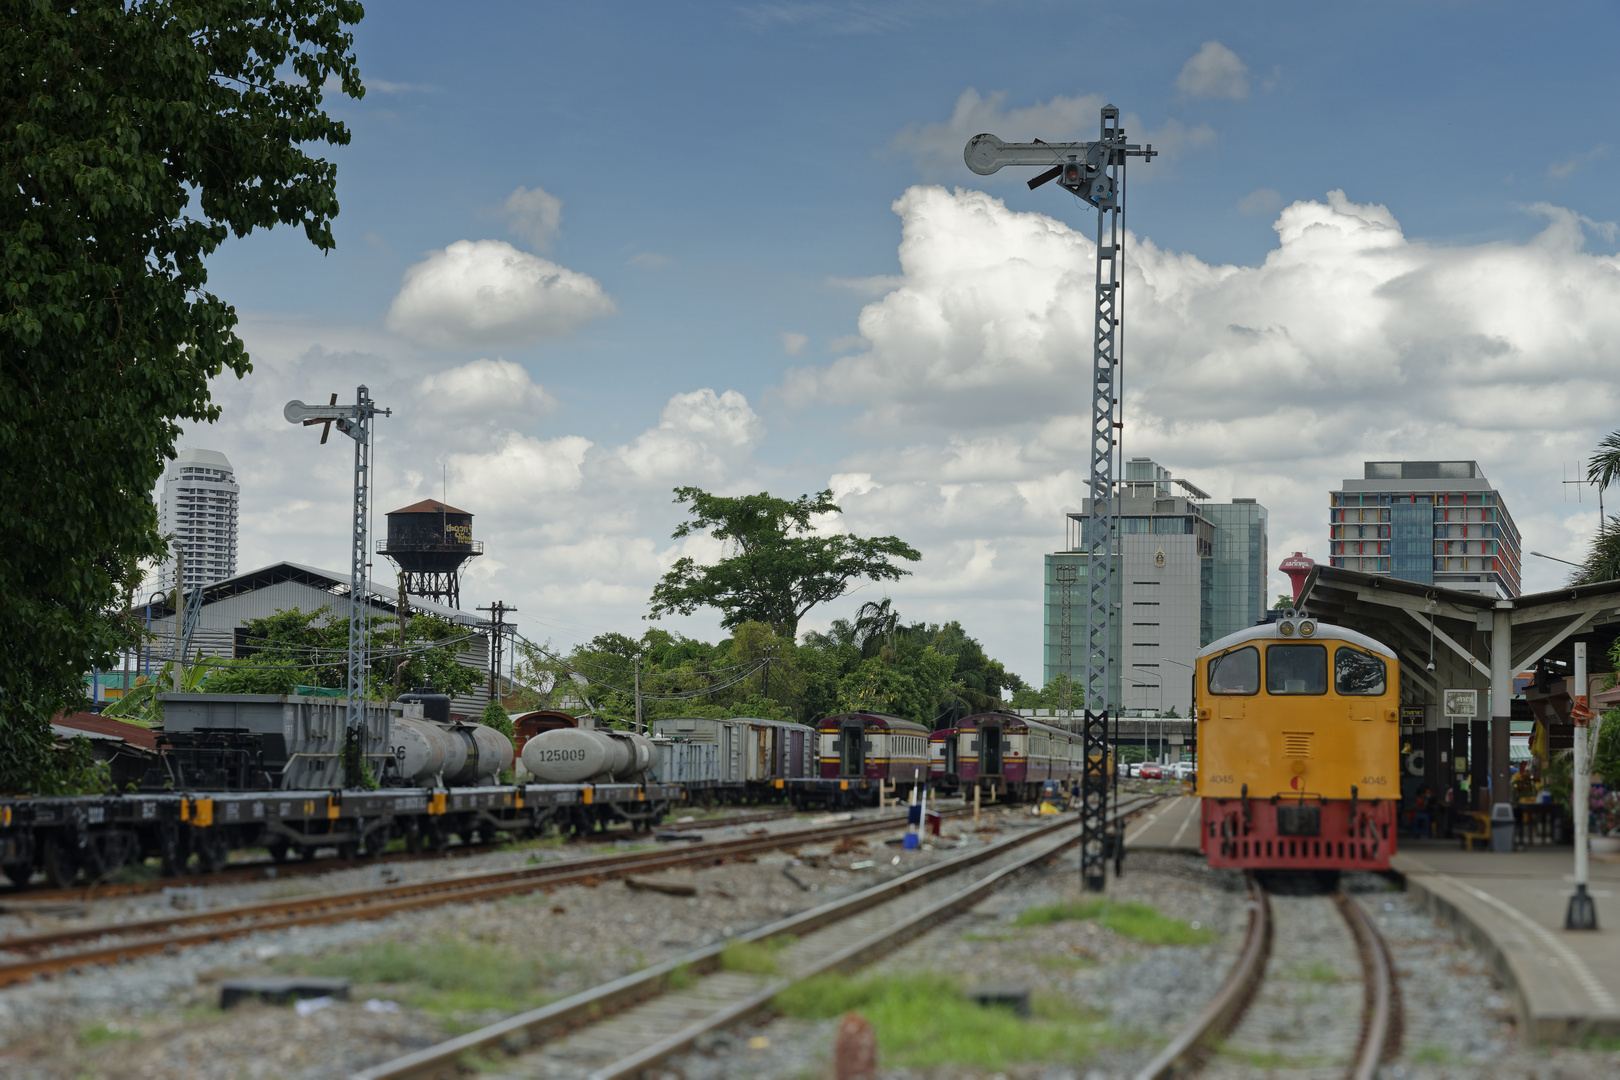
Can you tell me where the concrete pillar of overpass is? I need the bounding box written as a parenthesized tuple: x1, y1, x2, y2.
(1490, 605, 1515, 852)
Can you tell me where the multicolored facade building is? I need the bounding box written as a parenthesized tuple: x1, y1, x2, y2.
(1329, 460, 1521, 598)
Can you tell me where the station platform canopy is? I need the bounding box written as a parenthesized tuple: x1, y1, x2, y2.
(1299, 566, 1620, 709)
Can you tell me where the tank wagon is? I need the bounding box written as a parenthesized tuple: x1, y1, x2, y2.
(818, 712, 930, 799)
(0, 692, 682, 886)
(929, 712, 1085, 801)
(1195, 613, 1400, 872)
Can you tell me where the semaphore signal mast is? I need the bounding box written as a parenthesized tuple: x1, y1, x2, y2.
(965, 104, 1156, 893)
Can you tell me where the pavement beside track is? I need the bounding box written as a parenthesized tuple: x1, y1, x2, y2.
(1392, 841, 1620, 1045)
(1122, 794, 1202, 853)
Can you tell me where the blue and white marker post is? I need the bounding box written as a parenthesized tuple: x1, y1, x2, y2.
(903, 784, 922, 851)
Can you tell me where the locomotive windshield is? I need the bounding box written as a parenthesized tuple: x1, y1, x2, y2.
(1207, 646, 1259, 695)
(1266, 644, 1327, 695)
(1334, 647, 1387, 695)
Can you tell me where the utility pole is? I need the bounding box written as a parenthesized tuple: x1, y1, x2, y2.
(634, 655, 644, 733)
(966, 105, 1156, 893)
(1056, 565, 1076, 733)
(284, 386, 392, 786)
(171, 547, 184, 692)
(477, 601, 515, 705)
(1568, 641, 1600, 929)
(762, 644, 779, 703)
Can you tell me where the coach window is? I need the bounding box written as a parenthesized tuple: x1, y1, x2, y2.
(1207, 646, 1259, 694)
(1266, 644, 1327, 695)
(1335, 648, 1386, 695)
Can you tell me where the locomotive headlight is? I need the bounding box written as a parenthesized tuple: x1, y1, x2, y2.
(1278, 621, 1295, 637)
(1298, 620, 1317, 637)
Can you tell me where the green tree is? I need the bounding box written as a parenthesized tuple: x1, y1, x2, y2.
(1, 1, 364, 793)
(1274, 593, 1295, 609)
(479, 698, 514, 740)
(648, 487, 920, 638)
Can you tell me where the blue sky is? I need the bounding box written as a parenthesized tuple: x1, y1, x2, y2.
(181, 2, 1620, 681)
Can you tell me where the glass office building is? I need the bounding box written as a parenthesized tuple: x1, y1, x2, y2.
(1044, 458, 1269, 716)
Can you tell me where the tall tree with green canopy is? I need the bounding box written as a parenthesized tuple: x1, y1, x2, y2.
(0, 1, 365, 792)
(1569, 432, 1620, 585)
(648, 487, 921, 639)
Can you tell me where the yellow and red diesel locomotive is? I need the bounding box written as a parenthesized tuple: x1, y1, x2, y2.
(1195, 613, 1400, 871)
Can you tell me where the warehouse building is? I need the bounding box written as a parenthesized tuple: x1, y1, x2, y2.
(143, 561, 491, 718)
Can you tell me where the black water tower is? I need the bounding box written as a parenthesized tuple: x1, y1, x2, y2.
(378, 499, 483, 608)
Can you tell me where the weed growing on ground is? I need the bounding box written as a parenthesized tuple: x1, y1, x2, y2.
(78, 1020, 142, 1047)
(719, 936, 796, 976)
(1012, 900, 1215, 945)
(665, 963, 699, 991)
(1410, 1043, 1453, 1064)
(773, 972, 1115, 1068)
(279, 938, 555, 1016)
(1289, 959, 1342, 983)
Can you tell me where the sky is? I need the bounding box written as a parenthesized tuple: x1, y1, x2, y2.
(175, 1, 1620, 685)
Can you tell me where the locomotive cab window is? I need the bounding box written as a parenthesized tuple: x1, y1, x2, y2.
(1207, 646, 1259, 695)
(1334, 647, 1386, 695)
(1266, 644, 1327, 695)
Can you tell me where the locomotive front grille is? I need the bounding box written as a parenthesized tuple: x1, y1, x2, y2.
(1281, 732, 1312, 758)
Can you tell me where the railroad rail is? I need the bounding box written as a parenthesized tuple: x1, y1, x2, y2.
(1133, 876, 1400, 1080)
(0, 807, 805, 906)
(0, 805, 988, 987)
(351, 794, 1161, 1080)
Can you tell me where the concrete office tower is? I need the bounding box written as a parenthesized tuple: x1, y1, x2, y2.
(1043, 457, 1269, 716)
(157, 448, 239, 591)
(1329, 461, 1521, 597)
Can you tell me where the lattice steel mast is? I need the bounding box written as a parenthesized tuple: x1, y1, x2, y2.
(966, 105, 1155, 892)
(284, 386, 392, 786)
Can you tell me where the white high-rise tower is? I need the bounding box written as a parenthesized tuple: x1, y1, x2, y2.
(157, 448, 240, 591)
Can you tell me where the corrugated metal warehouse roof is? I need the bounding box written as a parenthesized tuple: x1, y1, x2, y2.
(141, 561, 491, 717)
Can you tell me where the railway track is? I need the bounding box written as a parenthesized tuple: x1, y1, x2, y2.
(0, 807, 804, 906)
(1134, 875, 1401, 1080)
(0, 804, 1005, 987)
(0, 810, 916, 985)
(352, 793, 1160, 1080)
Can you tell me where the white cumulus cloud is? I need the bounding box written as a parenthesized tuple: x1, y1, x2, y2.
(386, 239, 616, 348)
(1177, 41, 1250, 100)
(500, 186, 563, 249)
(780, 183, 1620, 667)
(417, 358, 557, 417)
(619, 389, 765, 484)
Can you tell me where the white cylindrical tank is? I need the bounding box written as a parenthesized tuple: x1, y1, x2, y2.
(390, 716, 456, 785)
(522, 728, 655, 783)
(390, 717, 514, 786)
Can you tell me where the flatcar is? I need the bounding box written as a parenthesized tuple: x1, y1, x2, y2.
(818, 712, 930, 796)
(929, 712, 1085, 801)
(1195, 612, 1400, 871)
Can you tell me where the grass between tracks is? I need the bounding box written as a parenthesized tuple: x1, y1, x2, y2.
(278, 938, 560, 1019)
(773, 972, 1117, 1067)
(1013, 899, 1216, 945)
